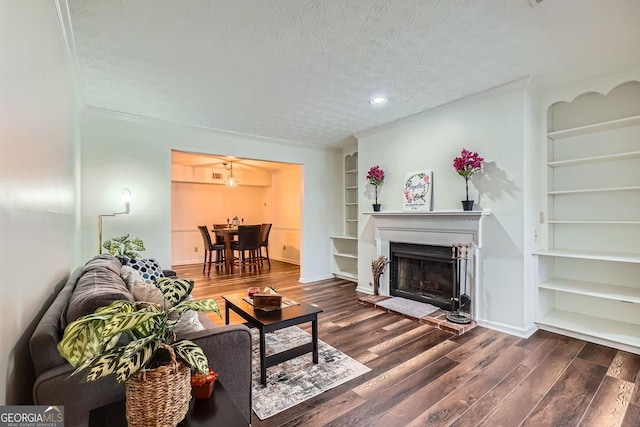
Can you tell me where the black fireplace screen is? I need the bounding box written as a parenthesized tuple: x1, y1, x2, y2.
(390, 242, 454, 310)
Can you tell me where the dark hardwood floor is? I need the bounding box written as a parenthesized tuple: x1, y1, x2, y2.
(174, 260, 640, 427)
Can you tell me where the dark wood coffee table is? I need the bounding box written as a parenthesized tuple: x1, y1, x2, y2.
(222, 292, 323, 385)
(88, 381, 248, 426)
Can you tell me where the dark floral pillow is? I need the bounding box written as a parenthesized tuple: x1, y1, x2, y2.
(123, 257, 165, 285)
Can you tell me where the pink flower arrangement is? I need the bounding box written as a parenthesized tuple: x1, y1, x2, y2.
(453, 149, 484, 201)
(366, 165, 385, 205)
(366, 165, 385, 187)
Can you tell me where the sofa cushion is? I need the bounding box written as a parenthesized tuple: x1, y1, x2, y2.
(66, 255, 133, 324)
(123, 257, 165, 285)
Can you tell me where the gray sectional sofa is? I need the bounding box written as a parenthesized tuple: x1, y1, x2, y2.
(30, 254, 252, 427)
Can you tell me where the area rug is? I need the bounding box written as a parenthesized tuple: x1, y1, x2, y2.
(376, 297, 440, 318)
(251, 326, 370, 420)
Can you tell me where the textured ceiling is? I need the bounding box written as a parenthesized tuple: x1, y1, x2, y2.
(67, 0, 640, 148)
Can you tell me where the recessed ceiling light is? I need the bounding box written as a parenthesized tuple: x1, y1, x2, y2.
(369, 97, 387, 105)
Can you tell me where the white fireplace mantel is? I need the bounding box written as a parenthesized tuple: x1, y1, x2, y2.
(368, 209, 491, 249)
(368, 209, 490, 319)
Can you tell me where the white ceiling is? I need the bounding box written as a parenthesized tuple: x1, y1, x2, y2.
(67, 0, 640, 149)
(171, 150, 294, 172)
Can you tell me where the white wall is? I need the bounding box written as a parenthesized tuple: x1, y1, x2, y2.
(171, 182, 271, 265)
(171, 164, 303, 266)
(80, 110, 340, 282)
(0, 1, 79, 404)
(268, 166, 303, 264)
(356, 80, 538, 337)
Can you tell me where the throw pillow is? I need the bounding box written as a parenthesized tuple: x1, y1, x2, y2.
(174, 307, 206, 336)
(120, 265, 142, 292)
(123, 257, 165, 285)
(132, 279, 164, 307)
(132, 280, 205, 335)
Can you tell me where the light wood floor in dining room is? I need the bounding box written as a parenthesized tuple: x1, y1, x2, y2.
(175, 260, 640, 427)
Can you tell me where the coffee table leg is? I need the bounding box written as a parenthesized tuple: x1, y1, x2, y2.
(260, 330, 267, 385)
(225, 304, 230, 325)
(312, 317, 319, 364)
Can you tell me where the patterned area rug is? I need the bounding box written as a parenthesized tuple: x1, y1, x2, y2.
(376, 297, 440, 318)
(251, 326, 371, 420)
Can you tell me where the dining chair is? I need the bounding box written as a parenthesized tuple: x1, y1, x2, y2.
(197, 225, 226, 275)
(231, 225, 261, 274)
(212, 224, 228, 244)
(258, 223, 272, 268)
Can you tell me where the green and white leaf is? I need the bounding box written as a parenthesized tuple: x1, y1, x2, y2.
(95, 300, 136, 316)
(101, 309, 161, 338)
(128, 237, 145, 252)
(115, 336, 160, 383)
(155, 278, 193, 305)
(172, 340, 208, 373)
(129, 306, 163, 340)
(58, 314, 110, 366)
(171, 299, 220, 318)
(72, 346, 122, 381)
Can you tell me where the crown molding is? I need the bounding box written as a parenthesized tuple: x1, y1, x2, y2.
(54, 0, 85, 108)
(83, 106, 333, 152)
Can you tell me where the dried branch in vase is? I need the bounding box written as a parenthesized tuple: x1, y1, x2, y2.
(371, 255, 389, 296)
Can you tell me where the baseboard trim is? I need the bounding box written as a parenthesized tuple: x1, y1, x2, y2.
(355, 284, 373, 294)
(298, 274, 335, 284)
(476, 319, 538, 338)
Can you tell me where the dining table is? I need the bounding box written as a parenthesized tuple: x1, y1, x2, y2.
(213, 227, 239, 273)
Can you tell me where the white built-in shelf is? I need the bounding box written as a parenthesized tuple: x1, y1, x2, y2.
(535, 248, 640, 264)
(548, 186, 640, 195)
(334, 252, 358, 259)
(547, 151, 640, 167)
(537, 309, 640, 351)
(548, 220, 640, 224)
(538, 82, 640, 355)
(547, 115, 640, 140)
(331, 235, 357, 240)
(335, 150, 359, 283)
(540, 278, 640, 304)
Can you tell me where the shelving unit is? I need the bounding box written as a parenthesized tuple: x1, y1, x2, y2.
(331, 150, 358, 282)
(534, 80, 640, 353)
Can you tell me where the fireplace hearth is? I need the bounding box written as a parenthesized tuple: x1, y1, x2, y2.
(390, 242, 455, 310)
(368, 210, 488, 323)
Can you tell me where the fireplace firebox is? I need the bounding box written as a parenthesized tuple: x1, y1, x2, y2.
(389, 242, 454, 310)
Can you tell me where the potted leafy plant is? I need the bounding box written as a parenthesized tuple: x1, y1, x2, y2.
(57, 277, 220, 426)
(102, 234, 146, 259)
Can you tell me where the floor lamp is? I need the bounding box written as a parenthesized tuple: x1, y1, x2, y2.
(98, 188, 132, 253)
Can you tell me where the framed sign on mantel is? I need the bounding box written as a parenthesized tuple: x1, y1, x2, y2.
(403, 170, 433, 211)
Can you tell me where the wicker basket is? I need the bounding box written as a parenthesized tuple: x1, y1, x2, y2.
(125, 344, 191, 427)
